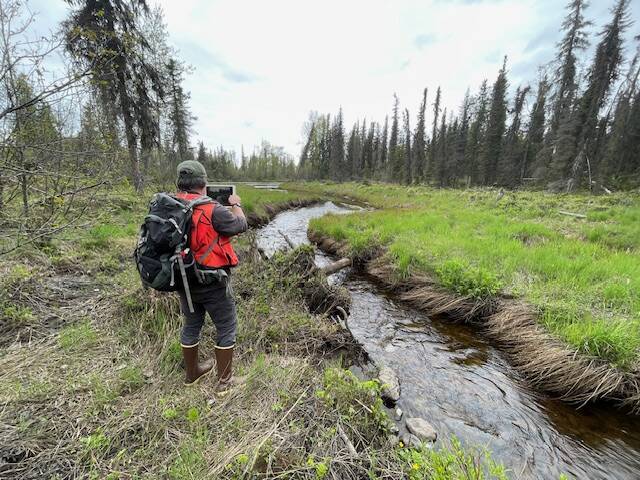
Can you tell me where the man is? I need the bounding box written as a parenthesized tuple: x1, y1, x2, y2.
(174, 160, 247, 392)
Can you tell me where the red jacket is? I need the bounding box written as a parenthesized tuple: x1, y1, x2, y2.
(176, 192, 239, 268)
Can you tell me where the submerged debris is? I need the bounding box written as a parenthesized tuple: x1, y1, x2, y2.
(266, 244, 351, 320)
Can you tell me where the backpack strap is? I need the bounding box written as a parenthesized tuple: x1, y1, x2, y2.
(184, 196, 213, 212)
(197, 235, 221, 264)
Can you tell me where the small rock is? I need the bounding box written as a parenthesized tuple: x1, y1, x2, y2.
(394, 407, 403, 421)
(387, 434, 400, 448)
(406, 417, 437, 442)
(378, 366, 400, 403)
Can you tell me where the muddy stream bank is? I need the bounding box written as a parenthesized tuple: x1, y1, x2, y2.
(256, 201, 640, 480)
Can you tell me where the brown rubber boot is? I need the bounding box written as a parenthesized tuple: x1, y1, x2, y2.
(182, 343, 214, 386)
(214, 345, 243, 394)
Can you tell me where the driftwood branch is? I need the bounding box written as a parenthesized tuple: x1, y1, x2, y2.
(558, 210, 587, 219)
(320, 258, 351, 275)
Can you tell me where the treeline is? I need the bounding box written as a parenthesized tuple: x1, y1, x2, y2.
(300, 0, 640, 191)
(194, 141, 297, 182)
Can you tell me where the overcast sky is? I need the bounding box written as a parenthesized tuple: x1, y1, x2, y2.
(29, 0, 640, 159)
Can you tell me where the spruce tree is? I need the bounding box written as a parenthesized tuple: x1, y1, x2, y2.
(359, 119, 367, 176)
(454, 90, 472, 185)
(346, 121, 360, 179)
(499, 86, 530, 187)
(364, 122, 376, 178)
(466, 80, 489, 185)
(299, 123, 314, 177)
(426, 86, 442, 181)
(196, 141, 206, 164)
(329, 108, 345, 179)
(388, 94, 402, 181)
(568, 0, 630, 189)
(403, 109, 412, 184)
(166, 58, 194, 164)
(412, 88, 428, 183)
(602, 45, 640, 183)
(551, 0, 591, 136)
(445, 115, 459, 186)
(435, 108, 448, 186)
(482, 58, 509, 185)
(526, 76, 550, 182)
(64, 0, 165, 191)
(543, 0, 591, 184)
(380, 116, 389, 178)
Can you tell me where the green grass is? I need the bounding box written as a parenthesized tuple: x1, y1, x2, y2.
(59, 321, 98, 350)
(304, 182, 640, 370)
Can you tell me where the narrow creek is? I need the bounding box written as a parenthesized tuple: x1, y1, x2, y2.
(256, 200, 640, 480)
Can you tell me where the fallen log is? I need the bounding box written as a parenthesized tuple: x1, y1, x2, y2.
(320, 258, 352, 275)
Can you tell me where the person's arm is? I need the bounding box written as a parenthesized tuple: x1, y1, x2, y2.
(228, 194, 246, 223)
(211, 195, 247, 236)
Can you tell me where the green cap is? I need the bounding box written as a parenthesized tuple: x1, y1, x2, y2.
(177, 160, 207, 182)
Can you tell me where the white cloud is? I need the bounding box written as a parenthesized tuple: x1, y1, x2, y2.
(155, 0, 561, 157)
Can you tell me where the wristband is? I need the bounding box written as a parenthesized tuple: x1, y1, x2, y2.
(231, 203, 241, 208)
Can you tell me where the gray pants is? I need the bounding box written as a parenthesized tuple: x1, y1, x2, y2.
(178, 281, 237, 348)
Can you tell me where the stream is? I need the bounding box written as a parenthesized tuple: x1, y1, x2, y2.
(256, 200, 640, 480)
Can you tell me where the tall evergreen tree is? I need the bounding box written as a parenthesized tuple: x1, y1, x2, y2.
(196, 141, 206, 164)
(552, 0, 591, 136)
(379, 116, 389, 178)
(402, 109, 412, 184)
(527, 76, 550, 181)
(466, 80, 489, 185)
(346, 121, 360, 179)
(329, 108, 345, 179)
(363, 122, 376, 178)
(499, 86, 530, 186)
(388, 94, 403, 181)
(166, 58, 194, 164)
(543, 0, 591, 183)
(426, 86, 442, 181)
(435, 108, 448, 186)
(64, 0, 165, 191)
(358, 119, 367, 176)
(602, 44, 640, 182)
(568, 0, 631, 189)
(482, 58, 509, 185)
(454, 90, 472, 185)
(412, 88, 428, 182)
